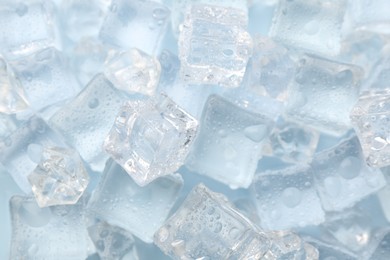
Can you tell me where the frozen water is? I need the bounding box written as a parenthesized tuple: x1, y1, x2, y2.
(270, 0, 347, 56)
(49, 74, 129, 171)
(0, 0, 57, 57)
(154, 183, 270, 259)
(311, 137, 386, 211)
(285, 54, 363, 135)
(87, 160, 183, 243)
(263, 231, 310, 259)
(99, 0, 170, 54)
(350, 90, 390, 168)
(157, 49, 181, 88)
(178, 4, 252, 88)
(251, 165, 325, 230)
(104, 95, 198, 186)
(262, 118, 320, 164)
(370, 230, 390, 260)
(248, 36, 295, 102)
(0, 116, 67, 194)
(28, 146, 89, 208)
(88, 221, 138, 260)
(303, 238, 358, 260)
(0, 57, 28, 114)
(10, 47, 80, 112)
(104, 48, 161, 96)
(9, 196, 88, 259)
(186, 95, 273, 189)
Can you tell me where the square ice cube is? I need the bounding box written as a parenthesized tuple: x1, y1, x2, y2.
(9, 196, 88, 259)
(99, 0, 170, 54)
(104, 95, 198, 186)
(285, 54, 363, 135)
(251, 165, 325, 230)
(10, 47, 80, 111)
(154, 183, 270, 259)
(87, 160, 183, 243)
(270, 0, 347, 56)
(179, 4, 252, 88)
(186, 95, 273, 189)
(0, 1, 57, 57)
(49, 74, 129, 171)
(311, 137, 386, 211)
(350, 90, 390, 168)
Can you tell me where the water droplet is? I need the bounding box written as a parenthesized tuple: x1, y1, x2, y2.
(339, 156, 360, 179)
(88, 98, 99, 109)
(282, 187, 302, 208)
(303, 20, 319, 35)
(244, 124, 268, 142)
(324, 176, 342, 197)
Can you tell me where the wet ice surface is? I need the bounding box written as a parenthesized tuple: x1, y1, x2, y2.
(1, 0, 390, 259)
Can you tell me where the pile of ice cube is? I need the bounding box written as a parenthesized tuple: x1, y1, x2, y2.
(1, 0, 390, 259)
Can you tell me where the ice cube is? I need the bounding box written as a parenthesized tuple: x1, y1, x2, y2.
(49, 74, 129, 171)
(0, 116, 67, 194)
(99, 0, 170, 54)
(285, 54, 363, 135)
(154, 183, 270, 259)
(104, 95, 198, 186)
(178, 4, 252, 88)
(88, 221, 138, 260)
(28, 146, 89, 208)
(186, 95, 273, 189)
(157, 49, 181, 88)
(263, 118, 320, 164)
(270, 0, 347, 56)
(251, 165, 325, 230)
(10, 47, 80, 112)
(104, 48, 161, 96)
(303, 238, 358, 260)
(311, 137, 386, 211)
(350, 90, 390, 168)
(87, 160, 183, 243)
(9, 196, 88, 259)
(369, 230, 390, 260)
(0, 57, 28, 114)
(0, 0, 57, 57)
(264, 231, 311, 259)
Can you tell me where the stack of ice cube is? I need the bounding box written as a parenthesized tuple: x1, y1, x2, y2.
(1, 0, 390, 259)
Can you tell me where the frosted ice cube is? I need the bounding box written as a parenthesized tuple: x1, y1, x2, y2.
(0, 57, 28, 114)
(0, 0, 57, 57)
(28, 146, 89, 208)
(104, 95, 198, 186)
(99, 0, 170, 54)
(49, 74, 129, 171)
(9, 196, 88, 259)
(10, 47, 80, 111)
(154, 183, 270, 259)
(350, 90, 390, 168)
(270, 0, 347, 56)
(251, 165, 325, 230)
(87, 160, 183, 243)
(104, 48, 161, 96)
(88, 221, 138, 260)
(0, 116, 67, 194)
(311, 137, 386, 211)
(262, 118, 320, 164)
(186, 95, 273, 189)
(285, 54, 363, 135)
(179, 4, 252, 88)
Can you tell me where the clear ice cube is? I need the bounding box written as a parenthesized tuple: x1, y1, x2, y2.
(99, 0, 170, 54)
(0, 116, 67, 194)
(270, 0, 347, 56)
(251, 165, 325, 230)
(88, 221, 138, 260)
(87, 160, 183, 243)
(303, 238, 358, 260)
(369, 230, 390, 260)
(350, 90, 390, 168)
(49, 74, 129, 171)
(311, 137, 386, 211)
(285, 54, 363, 135)
(178, 4, 252, 88)
(10, 47, 80, 111)
(104, 95, 198, 186)
(186, 95, 273, 189)
(9, 196, 88, 259)
(154, 183, 270, 259)
(28, 146, 89, 208)
(104, 48, 161, 96)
